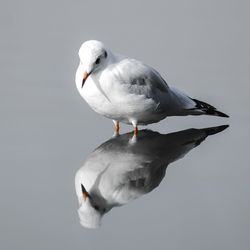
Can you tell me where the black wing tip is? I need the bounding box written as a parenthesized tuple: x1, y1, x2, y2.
(215, 110, 229, 118)
(203, 124, 229, 136)
(191, 98, 229, 118)
(206, 109, 229, 118)
(192, 98, 216, 110)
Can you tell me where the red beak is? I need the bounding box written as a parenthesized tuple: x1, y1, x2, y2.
(82, 71, 89, 88)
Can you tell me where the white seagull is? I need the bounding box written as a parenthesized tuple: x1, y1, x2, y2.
(75, 125, 228, 229)
(75, 40, 229, 135)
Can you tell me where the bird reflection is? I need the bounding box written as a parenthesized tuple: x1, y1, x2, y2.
(75, 125, 228, 229)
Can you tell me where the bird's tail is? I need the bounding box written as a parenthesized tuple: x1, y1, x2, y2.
(191, 98, 229, 118)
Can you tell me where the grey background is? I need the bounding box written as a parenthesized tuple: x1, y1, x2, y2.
(1, 0, 249, 249)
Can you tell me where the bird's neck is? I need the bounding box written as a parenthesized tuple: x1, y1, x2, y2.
(106, 49, 119, 64)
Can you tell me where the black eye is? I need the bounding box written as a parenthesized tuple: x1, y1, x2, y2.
(94, 205, 99, 210)
(95, 58, 101, 65)
(104, 51, 107, 58)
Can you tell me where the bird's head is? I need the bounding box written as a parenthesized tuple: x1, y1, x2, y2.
(77, 184, 107, 229)
(77, 40, 109, 88)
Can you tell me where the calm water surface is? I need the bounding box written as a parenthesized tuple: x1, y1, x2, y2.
(1, 1, 249, 250)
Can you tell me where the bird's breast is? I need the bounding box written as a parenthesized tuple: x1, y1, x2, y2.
(80, 76, 119, 118)
(77, 71, 163, 124)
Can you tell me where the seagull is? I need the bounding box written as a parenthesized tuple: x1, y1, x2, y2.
(75, 125, 228, 229)
(75, 40, 229, 135)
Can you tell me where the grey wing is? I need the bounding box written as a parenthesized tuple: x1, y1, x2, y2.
(113, 58, 197, 115)
(115, 59, 170, 99)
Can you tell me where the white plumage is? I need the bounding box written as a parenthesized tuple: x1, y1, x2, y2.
(75, 40, 228, 133)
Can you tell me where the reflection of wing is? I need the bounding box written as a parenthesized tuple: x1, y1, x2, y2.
(105, 126, 228, 204)
(96, 125, 228, 167)
(75, 125, 228, 228)
(79, 125, 228, 203)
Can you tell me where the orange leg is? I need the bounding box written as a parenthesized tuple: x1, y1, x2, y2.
(113, 120, 120, 135)
(115, 122, 120, 134)
(133, 126, 138, 136)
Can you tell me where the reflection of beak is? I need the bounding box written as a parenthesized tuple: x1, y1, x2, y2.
(82, 71, 90, 88)
(81, 184, 89, 201)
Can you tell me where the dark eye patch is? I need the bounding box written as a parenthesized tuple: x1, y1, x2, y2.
(94, 205, 99, 210)
(95, 58, 101, 65)
(104, 51, 107, 58)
